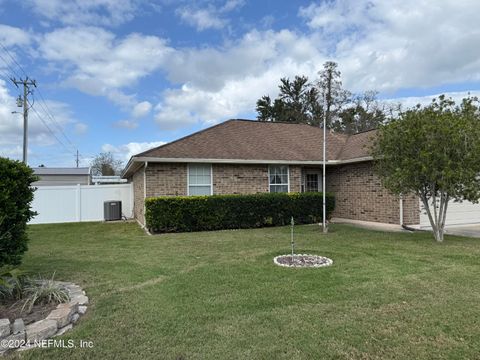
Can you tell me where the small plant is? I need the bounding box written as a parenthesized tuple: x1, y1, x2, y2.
(0, 268, 26, 301)
(21, 273, 69, 313)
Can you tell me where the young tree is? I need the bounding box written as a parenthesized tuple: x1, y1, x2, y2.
(371, 96, 480, 242)
(90, 152, 123, 176)
(316, 61, 351, 130)
(0, 158, 38, 267)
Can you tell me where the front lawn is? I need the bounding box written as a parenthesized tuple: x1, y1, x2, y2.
(15, 222, 480, 359)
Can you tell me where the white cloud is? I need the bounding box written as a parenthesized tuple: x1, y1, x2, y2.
(176, 0, 244, 31)
(176, 7, 226, 31)
(113, 119, 139, 129)
(154, 29, 325, 128)
(131, 101, 152, 118)
(74, 122, 88, 134)
(0, 24, 31, 47)
(39, 26, 173, 108)
(102, 141, 166, 162)
(300, 0, 480, 93)
(26, 0, 140, 27)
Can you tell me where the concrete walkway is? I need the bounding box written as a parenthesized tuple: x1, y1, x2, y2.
(444, 224, 480, 238)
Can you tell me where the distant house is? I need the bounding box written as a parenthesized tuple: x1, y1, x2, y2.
(32, 167, 91, 186)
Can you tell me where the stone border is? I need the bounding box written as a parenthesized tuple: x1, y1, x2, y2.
(273, 254, 333, 268)
(0, 281, 88, 354)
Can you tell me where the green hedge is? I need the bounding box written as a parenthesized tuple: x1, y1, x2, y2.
(0, 157, 38, 267)
(145, 192, 335, 233)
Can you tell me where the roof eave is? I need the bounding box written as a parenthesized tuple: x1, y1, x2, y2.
(122, 155, 373, 177)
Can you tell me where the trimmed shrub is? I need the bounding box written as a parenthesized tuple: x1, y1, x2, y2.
(0, 157, 38, 267)
(145, 192, 335, 233)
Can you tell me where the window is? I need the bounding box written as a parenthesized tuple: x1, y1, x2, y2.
(269, 165, 289, 193)
(188, 164, 212, 196)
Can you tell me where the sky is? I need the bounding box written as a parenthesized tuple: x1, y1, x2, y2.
(1, 0, 480, 168)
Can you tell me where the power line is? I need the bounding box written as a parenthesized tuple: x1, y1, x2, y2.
(28, 99, 76, 156)
(0, 42, 27, 77)
(0, 42, 83, 164)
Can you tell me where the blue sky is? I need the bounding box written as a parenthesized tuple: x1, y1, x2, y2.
(0, 0, 479, 167)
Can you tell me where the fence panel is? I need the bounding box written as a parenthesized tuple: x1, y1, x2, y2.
(29, 184, 133, 224)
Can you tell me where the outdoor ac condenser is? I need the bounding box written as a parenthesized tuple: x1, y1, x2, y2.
(104, 200, 122, 221)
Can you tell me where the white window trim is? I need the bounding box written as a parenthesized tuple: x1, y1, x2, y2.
(187, 163, 213, 196)
(268, 165, 290, 193)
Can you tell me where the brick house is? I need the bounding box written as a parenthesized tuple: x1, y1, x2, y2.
(122, 119, 421, 227)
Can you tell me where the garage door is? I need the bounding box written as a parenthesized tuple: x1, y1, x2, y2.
(420, 200, 480, 227)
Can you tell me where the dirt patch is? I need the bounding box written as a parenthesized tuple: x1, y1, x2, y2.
(0, 300, 57, 324)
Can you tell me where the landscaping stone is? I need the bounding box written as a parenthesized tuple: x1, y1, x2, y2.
(71, 314, 80, 324)
(12, 319, 24, 335)
(273, 254, 333, 268)
(25, 319, 57, 343)
(70, 294, 89, 306)
(0, 319, 10, 338)
(53, 324, 72, 337)
(47, 304, 76, 328)
(0, 281, 88, 354)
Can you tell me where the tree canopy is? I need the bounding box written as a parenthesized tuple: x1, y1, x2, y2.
(371, 96, 480, 241)
(256, 61, 389, 133)
(90, 152, 123, 176)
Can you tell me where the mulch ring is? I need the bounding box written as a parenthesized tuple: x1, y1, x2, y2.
(274, 254, 333, 268)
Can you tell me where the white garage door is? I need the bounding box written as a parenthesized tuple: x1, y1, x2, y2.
(420, 200, 480, 227)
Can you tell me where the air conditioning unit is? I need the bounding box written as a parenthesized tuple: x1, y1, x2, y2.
(104, 200, 122, 221)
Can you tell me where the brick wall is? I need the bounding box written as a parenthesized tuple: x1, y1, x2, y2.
(212, 164, 268, 194)
(132, 160, 420, 225)
(130, 167, 145, 225)
(145, 163, 187, 197)
(326, 162, 419, 225)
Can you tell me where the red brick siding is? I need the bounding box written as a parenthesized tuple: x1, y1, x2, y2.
(212, 164, 268, 194)
(130, 167, 145, 225)
(145, 163, 187, 197)
(326, 162, 419, 225)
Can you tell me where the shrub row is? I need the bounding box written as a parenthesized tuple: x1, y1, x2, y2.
(145, 192, 335, 233)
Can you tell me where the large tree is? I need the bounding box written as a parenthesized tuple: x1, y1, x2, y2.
(256, 61, 387, 133)
(256, 76, 322, 126)
(371, 96, 480, 242)
(90, 152, 123, 176)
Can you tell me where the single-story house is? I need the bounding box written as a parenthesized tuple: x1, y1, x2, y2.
(122, 119, 480, 228)
(33, 167, 91, 186)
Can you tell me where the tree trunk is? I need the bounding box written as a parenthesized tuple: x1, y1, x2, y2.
(420, 192, 449, 242)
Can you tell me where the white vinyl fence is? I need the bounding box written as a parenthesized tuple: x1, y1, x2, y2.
(29, 184, 133, 225)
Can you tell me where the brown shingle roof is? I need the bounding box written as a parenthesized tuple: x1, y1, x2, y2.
(136, 119, 369, 161)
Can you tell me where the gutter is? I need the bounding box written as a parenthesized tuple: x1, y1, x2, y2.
(122, 156, 374, 178)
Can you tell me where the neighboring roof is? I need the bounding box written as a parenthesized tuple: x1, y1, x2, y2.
(123, 119, 376, 177)
(33, 167, 91, 175)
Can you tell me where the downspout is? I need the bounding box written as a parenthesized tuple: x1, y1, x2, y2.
(399, 195, 404, 226)
(143, 161, 148, 228)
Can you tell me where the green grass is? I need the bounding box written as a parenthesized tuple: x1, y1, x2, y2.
(11, 222, 480, 359)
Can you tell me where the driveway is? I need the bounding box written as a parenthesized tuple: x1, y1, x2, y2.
(445, 224, 480, 238)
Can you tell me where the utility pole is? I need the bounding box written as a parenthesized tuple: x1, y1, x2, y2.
(76, 149, 79, 167)
(11, 77, 36, 164)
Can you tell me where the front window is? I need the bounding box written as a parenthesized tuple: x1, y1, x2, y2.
(269, 165, 289, 193)
(188, 164, 212, 195)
